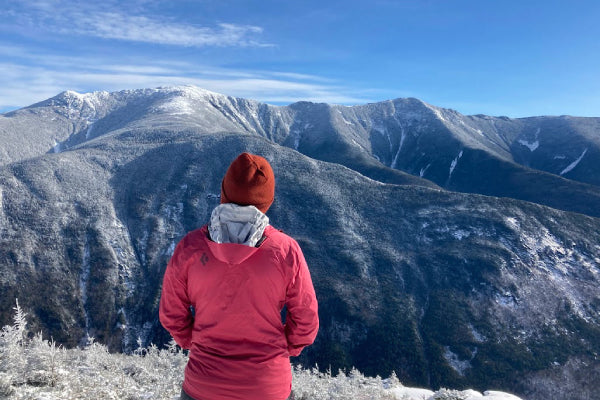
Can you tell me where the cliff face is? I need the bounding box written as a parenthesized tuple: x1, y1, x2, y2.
(1, 86, 599, 400)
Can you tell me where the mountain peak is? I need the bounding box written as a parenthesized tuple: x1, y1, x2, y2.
(155, 85, 227, 99)
(54, 89, 110, 104)
(45, 86, 231, 110)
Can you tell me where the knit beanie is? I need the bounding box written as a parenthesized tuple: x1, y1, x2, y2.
(220, 152, 275, 213)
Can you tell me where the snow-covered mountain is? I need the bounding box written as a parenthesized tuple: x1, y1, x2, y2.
(4, 86, 599, 217)
(1, 86, 435, 189)
(1, 86, 600, 400)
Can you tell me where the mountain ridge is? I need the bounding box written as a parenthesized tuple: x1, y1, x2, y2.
(3, 86, 598, 190)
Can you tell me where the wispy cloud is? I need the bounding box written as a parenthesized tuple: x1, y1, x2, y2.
(0, 50, 377, 111)
(3, 0, 272, 48)
(66, 14, 270, 48)
(0, 2, 396, 111)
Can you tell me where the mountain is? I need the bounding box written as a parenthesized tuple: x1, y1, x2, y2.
(1, 86, 600, 400)
(3, 86, 599, 217)
(0, 88, 435, 189)
(329, 101, 600, 218)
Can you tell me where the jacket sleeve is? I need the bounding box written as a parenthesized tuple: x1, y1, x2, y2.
(159, 238, 194, 349)
(284, 240, 319, 357)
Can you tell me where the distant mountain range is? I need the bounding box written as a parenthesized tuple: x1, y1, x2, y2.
(1, 86, 599, 400)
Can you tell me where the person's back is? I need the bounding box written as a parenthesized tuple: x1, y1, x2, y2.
(159, 153, 319, 400)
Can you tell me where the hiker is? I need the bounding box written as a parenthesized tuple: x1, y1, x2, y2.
(159, 152, 319, 400)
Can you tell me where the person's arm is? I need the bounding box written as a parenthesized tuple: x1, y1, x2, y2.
(159, 239, 194, 349)
(284, 241, 319, 356)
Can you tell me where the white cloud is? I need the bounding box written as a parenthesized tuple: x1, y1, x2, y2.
(67, 13, 271, 48)
(267, 71, 336, 83)
(4, 1, 272, 48)
(0, 55, 376, 112)
(0, 63, 72, 109)
(183, 78, 369, 104)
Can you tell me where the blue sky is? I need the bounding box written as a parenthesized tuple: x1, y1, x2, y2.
(1, 0, 599, 117)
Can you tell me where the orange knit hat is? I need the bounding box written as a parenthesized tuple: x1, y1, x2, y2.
(220, 152, 275, 213)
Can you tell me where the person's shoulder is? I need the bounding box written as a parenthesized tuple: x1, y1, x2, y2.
(264, 225, 301, 250)
(265, 225, 291, 240)
(185, 226, 208, 241)
(167, 227, 208, 270)
(176, 226, 209, 253)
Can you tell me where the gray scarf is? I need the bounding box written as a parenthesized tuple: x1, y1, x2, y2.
(208, 203, 269, 247)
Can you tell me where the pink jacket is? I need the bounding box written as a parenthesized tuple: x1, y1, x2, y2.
(159, 225, 319, 400)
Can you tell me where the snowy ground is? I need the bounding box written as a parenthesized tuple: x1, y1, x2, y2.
(0, 303, 522, 400)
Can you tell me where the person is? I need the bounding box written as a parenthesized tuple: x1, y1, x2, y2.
(159, 152, 319, 400)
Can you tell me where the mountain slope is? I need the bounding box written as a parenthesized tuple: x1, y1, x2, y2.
(2, 87, 600, 399)
(326, 100, 600, 217)
(1, 125, 600, 399)
(0, 87, 435, 189)
(2, 86, 599, 219)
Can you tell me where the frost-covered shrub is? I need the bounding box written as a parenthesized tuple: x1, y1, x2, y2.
(0, 302, 523, 400)
(0, 300, 29, 385)
(430, 389, 470, 400)
(0, 372, 15, 397)
(0, 303, 188, 400)
(26, 332, 61, 387)
(292, 366, 396, 400)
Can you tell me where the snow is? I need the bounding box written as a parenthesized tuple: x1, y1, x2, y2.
(390, 387, 523, 400)
(504, 217, 520, 230)
(444, 346, 472, 376)
(138, 230, 149, 265)
(511, 223, 599, 322)
(452, 229, 470, 240)
(518, 139, 539, 152)
(390, 387, 434, 399)
(58, 90, 105, 123)
(518, 128, 540, 152)
(172, 85, 224, 99)
(85, 123, 94, 139)
(391, 126, 406, 169)
(2, 299, 528, 400)
(166, 240, 177, 256)
(337, 112, 354, 125)
(292, 129, 301, 150)
(420, 163, 431, 177)
(560, 148, 587, 175)
(372, 123, 386, 135)
(158, 96, 195, 115)
(426, 104, 447, 123)
(449, 150, 464, 178)
(495, 291, 517, 308)
(469, 324, 487, 343)
(481, 391, 524, 400)
(458, 119, 485, 137)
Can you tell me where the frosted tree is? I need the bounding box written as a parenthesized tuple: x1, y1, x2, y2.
(0, 299, 28, 385)
(0, 302, 523, 400)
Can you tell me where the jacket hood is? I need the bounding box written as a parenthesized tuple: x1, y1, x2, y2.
(205, 236, 261, 265)
(206, 204, 270, 264)
(208, 203, 269, 246)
